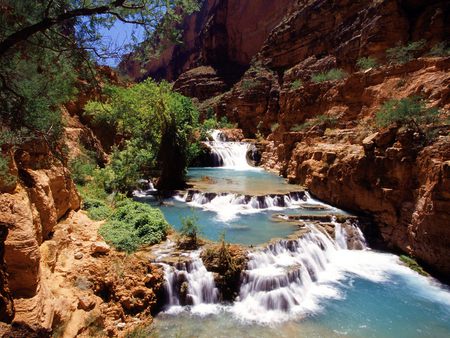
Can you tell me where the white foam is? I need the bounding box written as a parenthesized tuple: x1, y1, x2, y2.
(180, 191, 313, 222)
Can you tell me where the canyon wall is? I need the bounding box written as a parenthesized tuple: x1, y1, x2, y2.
(120, 0, 296, 97)
(132, 0, 450, 280)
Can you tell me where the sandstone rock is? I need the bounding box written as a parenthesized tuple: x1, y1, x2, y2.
(362, 133, 379, 151)
(173, 66, 228, 101)
(0, 222, 14, 323)
(91, 242, 110, 255)
(77, 295, 95, 311)
(120, 0, 295, 82)
(74, 252, 83, 260)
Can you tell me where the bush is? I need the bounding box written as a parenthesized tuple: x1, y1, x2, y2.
(241, 79, 258, 91)
(311, 68, 347, 83)
(99, 200, 169, 253)
(290, 114, 338, 132)
(177, 215, 201, 250)
(81, 197, 112, 221)
(428, 42, 450, 57)
(290, 79, 303, 90)
(69, 149, 97, 185)
(375, 96, 439, 130)
(356, 57, 377, 70)
(386, 40, 426, 64)
(399, 255, 428, 276)
(0, 154, 16, 187)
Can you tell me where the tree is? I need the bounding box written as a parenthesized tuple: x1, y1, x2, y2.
(0, 1, 200, 58)
(84, 79, 199, 192)
(0, 0, 200, 166)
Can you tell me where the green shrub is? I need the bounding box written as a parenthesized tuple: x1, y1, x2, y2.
(386, 40, 426, 64)
(428, 42, 450, 57)
(375, 96, 439, 130)
(356, 57, 378, 70)
(290, 114, 338, 132)
(0, 155, 16, 187)
(290, 79, 303, 90)
(241, 79, 258, 91)
(177, 215, 201, 249)
(399, 255, 428, 276)
(69, 151, 97, 185)
(124, 325, 155, 338)
(99, 200, 169, 253)
(81, 197, 112, 221)
(218, 116, 235, 129)
(311, 68, 347, 83)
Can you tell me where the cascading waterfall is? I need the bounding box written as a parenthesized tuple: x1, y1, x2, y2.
(232, 223, 367, 322)
(176, 190, 329, 221)
(204, 130, 252, 169)
(160, 251, 219, 312)
(159, 222, 367, 321)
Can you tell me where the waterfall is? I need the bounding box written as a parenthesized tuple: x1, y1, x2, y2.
(232, 223, 367, 322)
(204, 130, 252, 169)
(177, 190, 310, 221)
(160, 251, 219, 312)
(133, 179, 157, 198)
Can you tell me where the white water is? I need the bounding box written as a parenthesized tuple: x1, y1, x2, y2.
(160, 250, 220, 316)
(158, 222, 450, 327)
(133, 179, 157, 198)
(232, 223, 364, 323)
(176, 190, 331, 221)
(204, 130, 253, 169)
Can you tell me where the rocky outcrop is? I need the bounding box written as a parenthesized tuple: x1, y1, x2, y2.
(173, 66, 227, 100)
(120, 0, 295, 99)
(215, 65, 280, 137)
(0, 142, 81, 330)
(201, 243, 248, 301)
(0, 222, 14, 323)
(247, 57, 449, 279)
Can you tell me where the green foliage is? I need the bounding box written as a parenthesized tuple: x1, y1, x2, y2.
(428, 41, 450, 57)
(99, 200, 169, 253)
(399, 255, 429, 276)
(69, 148, 97, 185)
(357, 57, 378, 70)
(386, 40, 426, 65)
(0, 154, 16, 187)
(1, 46, 78, 148)
(82, 197, 112, 221)
(125, 325, 156, 338)
(375, 97, 439, 131)
(85, 79, 200, 192)
(290, 114, 338, 132)
(177, 215, 201, 249)
(311, 68, 347, 83)
(241, 79, 258, 91)
(290, 79, 303, 90)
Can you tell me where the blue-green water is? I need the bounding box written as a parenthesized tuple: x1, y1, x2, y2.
(146, 167, 450, 337)
(186, 167, 296, 195)
(140, 168, 345, 245)
(153, 250, 450, 337)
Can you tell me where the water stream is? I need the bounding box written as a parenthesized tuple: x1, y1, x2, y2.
(141, 130, 450, 337)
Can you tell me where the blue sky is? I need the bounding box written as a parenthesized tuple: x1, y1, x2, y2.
(97, 21, 144, 67)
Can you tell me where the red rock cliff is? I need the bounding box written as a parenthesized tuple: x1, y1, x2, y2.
(120, 0, 296, 97)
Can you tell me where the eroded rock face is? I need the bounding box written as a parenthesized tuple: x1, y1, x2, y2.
(0, 144, 80, 330)
(120, 0, 295, 89)
(200, 243, 248, 301)
(0, 222, 14, 323)
(173, 66, 228, 100)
